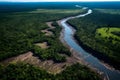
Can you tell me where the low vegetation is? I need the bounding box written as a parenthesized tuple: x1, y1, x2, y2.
(96, 27, 120, 42)
(68, 9, 120, 69)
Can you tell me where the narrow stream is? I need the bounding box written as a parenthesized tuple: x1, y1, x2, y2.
(59, 9, 120, 80)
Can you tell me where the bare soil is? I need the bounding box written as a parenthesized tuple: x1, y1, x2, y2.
(35, 42, 49, 49)
(46, 22, 55, 29)
(1, 51, 84, 74)
(41, 22, 55, 36)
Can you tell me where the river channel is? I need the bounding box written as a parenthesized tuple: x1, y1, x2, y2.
(59, 9, 120, 80)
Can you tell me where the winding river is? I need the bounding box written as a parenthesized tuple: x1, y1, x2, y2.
(59, 9, 120, 80)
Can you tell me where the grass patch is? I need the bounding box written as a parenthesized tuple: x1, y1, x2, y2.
(96, 27, 120, 43)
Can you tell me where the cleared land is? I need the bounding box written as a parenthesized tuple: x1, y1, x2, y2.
(35, 42, 49, 49)
(1, 51, 84, 74)
(41, 22, 55, 36)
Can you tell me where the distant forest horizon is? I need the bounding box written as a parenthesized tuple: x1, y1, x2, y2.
(0, 2, 120, 12)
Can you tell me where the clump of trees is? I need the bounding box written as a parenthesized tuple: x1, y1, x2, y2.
(0, 63, 54, 80)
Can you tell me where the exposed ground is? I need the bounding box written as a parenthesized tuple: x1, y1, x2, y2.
(46, 22, 55, 29)
(1, 51, 84, 74)
(35, 42, 49, 49)
(41, 29, 53, 36)
(41, 22, 55, 36)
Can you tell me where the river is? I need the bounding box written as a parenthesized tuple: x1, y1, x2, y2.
(59, 9, 120, 80)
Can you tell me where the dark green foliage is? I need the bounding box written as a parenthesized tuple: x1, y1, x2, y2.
(0, 8, 101, 80)
(0, 63, 101, 80)
(0, 9, 77, 62)
(56, 63, 101, 80)
(68, 10, 120, 69)
(0, 63, 54, 80)
(112, 31, 120, 36)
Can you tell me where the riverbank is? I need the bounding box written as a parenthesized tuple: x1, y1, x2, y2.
(57, 20, 107, 80)
(57, 9, 120, 80)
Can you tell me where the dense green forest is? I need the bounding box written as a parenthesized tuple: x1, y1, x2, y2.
(0, 7, 103, 80)
(68, 9, 120, 69)
(0, 9, 85, 62)
(0, 63, 101, 80)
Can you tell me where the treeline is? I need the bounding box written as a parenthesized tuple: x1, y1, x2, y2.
(68, 9, 120, 70)
(0, 63, 101, 80)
